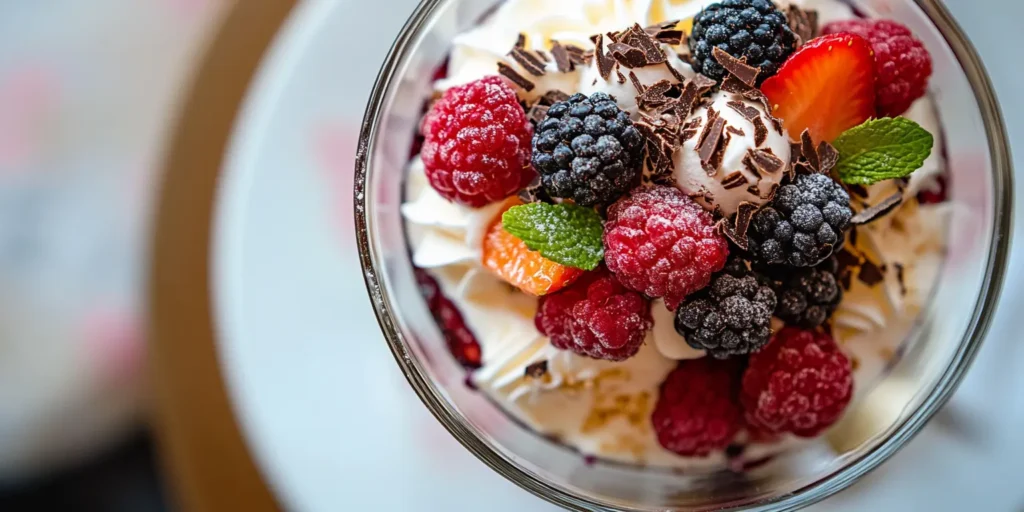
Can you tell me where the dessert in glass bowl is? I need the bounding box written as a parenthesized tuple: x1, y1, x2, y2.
(399, 0, 950, 471)
(402, 0, 950, 470)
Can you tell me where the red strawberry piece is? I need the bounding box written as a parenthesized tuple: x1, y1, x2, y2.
(761, 33, 876, 143)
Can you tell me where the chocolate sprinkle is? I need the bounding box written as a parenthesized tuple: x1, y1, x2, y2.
(712, 47, 759, 87)
(726, 100, 761, 123)
(510, 47, 546, 76)
(665, 61, 688, 83)
(859, 258, 885, 287)
(525, 360, 549, 379)
(498, 62, 535, 91)
(594, 34, 616, 80)
(629, 71, 645, 94)
(894, 263, 907, 296)
(817, 141, 839, 172)
(550, 41, 574, 73)
(721, 171, 748, 189)
(786, 6, 819, 46)
(718, 201, 758, 250)
(751, 117, 768, 147)
(749, 148, 785, 175)
(850, 191, 903, 225)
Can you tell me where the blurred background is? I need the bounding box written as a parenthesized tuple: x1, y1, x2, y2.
(0, 0, 1022, 511)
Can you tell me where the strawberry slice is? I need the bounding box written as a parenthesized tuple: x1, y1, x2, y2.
(482, 202, 583, 296)
(761, 33, 876, 143)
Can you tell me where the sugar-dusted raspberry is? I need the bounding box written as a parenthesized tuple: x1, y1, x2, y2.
(603, 186, 730, 309)
(420, 76, 535, 207)
(535, 267, 652, 361)
(652, 358, 743, 457)
(822, 19, 932, 117)
(416, 269, 482, 368)
(741, 327, 853, 437)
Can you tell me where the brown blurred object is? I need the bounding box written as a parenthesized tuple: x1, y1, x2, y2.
(149, 1, 295, 510)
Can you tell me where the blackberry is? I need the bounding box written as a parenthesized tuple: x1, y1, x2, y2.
(675, 257, 777, 359)
(689, 0, 797, 83)
(747, 173, 852, 268)
(531, 92, 644, 206)
(766, 257, 843, 328)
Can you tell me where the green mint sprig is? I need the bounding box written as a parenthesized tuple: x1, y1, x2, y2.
(502, 202, 604, 270)
(833, 117, 934, 186)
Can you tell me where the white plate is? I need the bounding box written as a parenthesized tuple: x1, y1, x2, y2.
(212, 0, 1024, 510)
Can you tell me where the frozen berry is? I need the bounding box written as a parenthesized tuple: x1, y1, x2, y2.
(416, 269, 482, 368)
(531, 92, 644, 206)
(535, 267, 652, 361)
(822, 19, 932, 117)
(603, 186, 730, 309)
(766, 257, 843, 328)
(652, 358, 743, 457)
(741, 327, 853, 437)
(688, 0, 797, 83)
(676, 257, 776, 358)
(421, 76, 535, 207)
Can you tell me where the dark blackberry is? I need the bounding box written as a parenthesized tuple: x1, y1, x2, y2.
(675, 257, 777, 359)
(689, 0, 797, 83)
(747, 173, 852, 268)
(531, 92, 644, 206)
(766, 257, 843, 328)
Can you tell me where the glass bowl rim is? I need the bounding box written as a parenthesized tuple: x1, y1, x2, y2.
(353, 0, 1014, 509)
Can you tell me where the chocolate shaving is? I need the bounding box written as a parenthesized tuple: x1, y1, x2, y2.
(608, 42, 649, 68)
(760, 182, 779, 201)
(692, 73, 717, 92)
(858, 258, 885, 286)
(850, 191, 903, 225)
(539, 89, 570, 105)
(726, 125, 746, 137)
(786, 6, 819, 46)
(625, 24, 667, 64)
(665, 61, 688, 83)
(801, 130, 819, 171)
(698, 116, 726, 173)
(524, 360, 549, 379)
(653, 29, 684, 45)
(710, 131, 731, 170)
(550, 41, 574, 73)
(712, 47, 759, 87)
(894, 263, 906, 296)
(497, 62, 535, 91)
(629, 71, 646, 95)
(726, 100, 760, 123)
(514, 33, 526, 49)
(721, 74, 752, 94)
(564, 44, 590, 65)
(534, 50, 550, 63)
(637, 79, 676, 109)
(749, 148, 785, 175)
(509, 47, 546, 76)
(718, 201, 758, 250)
(742, 88, 782, 132)
(616, 68, 627, 84)
(752, 117, 768, 147)
(593, 34, 615, 80)
(817, 141, 839, 172)
(527, 104, 550, 125)
(721, 171, 748, 190)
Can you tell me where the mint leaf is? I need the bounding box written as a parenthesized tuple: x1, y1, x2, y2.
(502, 202, 604, 270)
(834, 117, 934, 186)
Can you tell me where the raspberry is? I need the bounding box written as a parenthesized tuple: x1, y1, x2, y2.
(822, 19, 933, 117)
(675, 257, 777, 358)
(603, 186, 730, 309)
(747, 173, 852, 267)
(741, 327, 853, 437)
(652, 358, 743, 456)
(416, 269, 482, 369)
(531, 92, 645, 206)
(535, 267, 652, 361)
(689, 0, 797, 83)
(421, 76, 535, 207)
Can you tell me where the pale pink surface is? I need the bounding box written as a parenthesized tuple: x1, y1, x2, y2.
(0, 66, 58, 172)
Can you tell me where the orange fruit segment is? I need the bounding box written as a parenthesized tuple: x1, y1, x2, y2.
(482, 203, 583, 296)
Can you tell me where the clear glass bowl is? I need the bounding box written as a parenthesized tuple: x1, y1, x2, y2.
(354, 0, 1013, 509)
